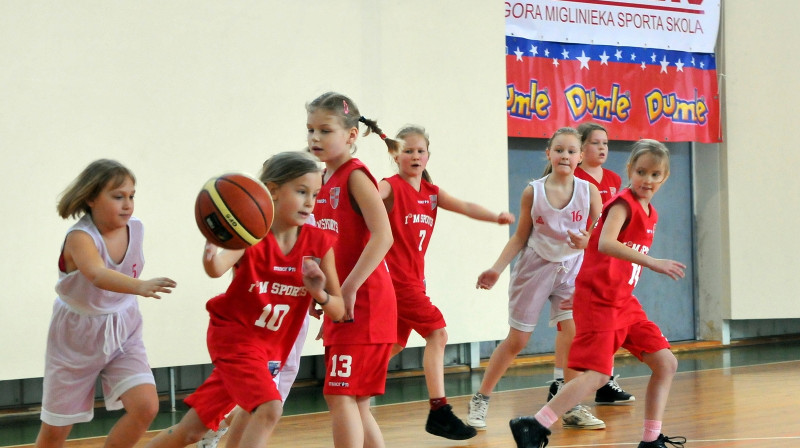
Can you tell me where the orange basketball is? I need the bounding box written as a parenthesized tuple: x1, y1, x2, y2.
(194, 173, 274, 250)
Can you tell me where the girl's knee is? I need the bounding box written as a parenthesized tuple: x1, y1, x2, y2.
(500, 329, 531, 353)
(426, 328, 448, 347)
(646, 349, 678, 375)
(127, 397, 159, 424)
(251, 403, 282, 428)
(664, 352, 678, 374)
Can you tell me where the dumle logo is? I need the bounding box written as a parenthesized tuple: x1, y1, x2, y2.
(507, 80, 551, 120)
(645, 88, 708, 125)
(564, 83, 631, 122)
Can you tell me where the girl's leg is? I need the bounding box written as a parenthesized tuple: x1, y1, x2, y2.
(223, 407, 249, 448)
(236, 401, 282, 448)
(545, 370, 607, 416)
(104, 383, 159, 448)
(390, 343, 404, 358)
(35, 423, 72, 448)
(325, 394, 364, 448)
(556, 319, 580, 382)
(478, 328, 532, 395)
(357, 396, 385, 448)
(423, 328, 448, 398)
(144, 408, 210, 448)
(640, 348, 678, 421)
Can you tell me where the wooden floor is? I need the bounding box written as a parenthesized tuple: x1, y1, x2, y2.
(15, 359, 800, 448)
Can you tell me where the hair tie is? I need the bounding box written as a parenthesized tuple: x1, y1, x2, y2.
(358, 116, 367, 123)
(379, 133, 387, 140)
(342, 100, 349, 115)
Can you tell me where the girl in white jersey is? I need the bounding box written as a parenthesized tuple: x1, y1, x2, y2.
(467, 128, 604, 431)
(36, 159, 176, 448)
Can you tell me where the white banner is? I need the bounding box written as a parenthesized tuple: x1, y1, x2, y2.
(505, 0, 720, 53)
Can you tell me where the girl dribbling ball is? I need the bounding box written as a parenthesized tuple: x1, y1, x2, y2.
(144, 151, 345, 448)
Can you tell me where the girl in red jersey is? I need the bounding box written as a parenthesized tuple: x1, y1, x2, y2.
(509, 139, 687, 448)
(569, 122, 634, 405)
(306, 92, 398, 448)
(379, 125, 514, 440)
(575, 122, 622, 204)
(144, 151, 345, 448)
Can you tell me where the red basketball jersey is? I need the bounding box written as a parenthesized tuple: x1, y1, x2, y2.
(572, 188, 657, 331)
(205, 225, 336, 365)
(575, 166, 622, 205)
(314, 158, 397, 345)
(383, 175, 439, 295)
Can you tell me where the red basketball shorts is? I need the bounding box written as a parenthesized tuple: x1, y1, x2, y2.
(323, 343, 392, 397)
(395, 289, 446, 347)
(568, 320, 671, 376)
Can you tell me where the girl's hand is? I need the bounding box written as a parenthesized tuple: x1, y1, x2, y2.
(302, 257, 326, 298)
(567, 229, 591, 250)
(308, 300, 323, 319)
(476, 269, 500, 290)
(315, 320, 324, 340)
(497, 212, 516, 225)
(340, 290, 356, 322)
(649, 259, 686, 280)
(204, 241, 220, 261)
(137, 277, 176, 299)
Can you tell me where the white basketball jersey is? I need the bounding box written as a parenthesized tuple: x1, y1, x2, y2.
(55, 214, 145, 315)
(527, 175, 591, 262)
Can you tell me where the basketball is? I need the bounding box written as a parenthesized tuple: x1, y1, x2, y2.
(194, 173, 274, 250)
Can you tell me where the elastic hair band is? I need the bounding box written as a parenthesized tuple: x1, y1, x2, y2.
(379, 133, 387, 140)
(358, 116, 367, 123)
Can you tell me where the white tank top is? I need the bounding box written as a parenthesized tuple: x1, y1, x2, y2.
(55, 214, 144, 315)
(527, 175, 591, 262)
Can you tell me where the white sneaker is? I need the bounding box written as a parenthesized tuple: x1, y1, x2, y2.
(197, 427, 228, 448)
(562, 405, 605, 430)
(466, 393, 490, 429)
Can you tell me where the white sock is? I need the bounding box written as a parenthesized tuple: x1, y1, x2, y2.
(554, 368, 564, 381)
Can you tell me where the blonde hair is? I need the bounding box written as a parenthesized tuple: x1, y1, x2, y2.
(57, 159, 135, 219)
(306, 92, 401, 154)
(627, 139, 671, 179)
(395, 124, 432, 183)
(260, 151, 322, 186)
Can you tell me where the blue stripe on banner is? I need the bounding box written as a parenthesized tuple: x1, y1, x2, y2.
(505, 35, 716, 70)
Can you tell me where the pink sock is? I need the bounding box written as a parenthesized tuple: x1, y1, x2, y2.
(534, 406, 558, 428)
(642, 419, 662, 442)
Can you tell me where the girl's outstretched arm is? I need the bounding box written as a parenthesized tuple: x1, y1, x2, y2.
(340, 169, 394, 317)
(437, 188, 515, 224)
(203, 241, 245, 278)
(476, 185, 534, 290)
(598, 202, 686, 280)
(66, 231, 176, 299)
